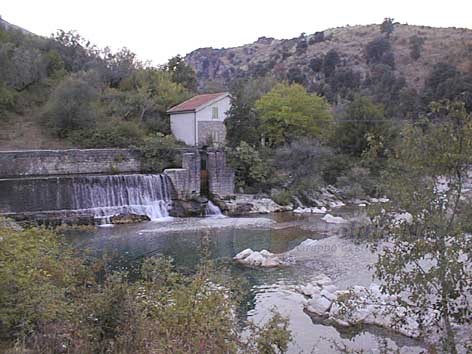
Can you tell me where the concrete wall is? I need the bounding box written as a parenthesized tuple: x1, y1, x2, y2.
(206, 150, 235, 197)
(170, 112, 196, 146)
(0, 149, 140, 178)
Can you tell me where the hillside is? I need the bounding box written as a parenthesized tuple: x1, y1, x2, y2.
(186, 24, 472, 93)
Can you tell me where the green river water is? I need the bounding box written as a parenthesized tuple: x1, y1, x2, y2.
(66, 209, 424, 354)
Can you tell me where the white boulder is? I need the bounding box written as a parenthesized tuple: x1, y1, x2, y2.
(322, 214, 347, 224)
(302, 277, 426, 339)
(307, 296, 333, 315)
(233, 248, 288, 268)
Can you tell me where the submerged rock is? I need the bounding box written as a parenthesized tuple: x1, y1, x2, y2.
(111, 213, 150, 224)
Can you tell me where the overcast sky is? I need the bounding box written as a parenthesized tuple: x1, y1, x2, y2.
(2, 0, 471, 65)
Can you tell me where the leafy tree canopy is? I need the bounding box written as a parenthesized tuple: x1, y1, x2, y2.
(163, 55, 197, 92)
(333, 95, 394, 157)
(255, 83, 333, 147)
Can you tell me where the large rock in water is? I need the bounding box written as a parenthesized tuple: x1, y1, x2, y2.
(322, 214, 347, 224)
(298, 276, 426, 338)
(233, 248, 292, 267)
(216, 194, 292, 216)
(169, 197, 207, 217)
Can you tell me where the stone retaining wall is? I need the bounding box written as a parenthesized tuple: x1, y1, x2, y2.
(206, 150, 234, 196)
(0, 149, 141, 178)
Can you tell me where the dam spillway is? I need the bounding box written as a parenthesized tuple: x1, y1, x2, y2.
(0, 148, 234, 224)
(0, 174, 173, 223)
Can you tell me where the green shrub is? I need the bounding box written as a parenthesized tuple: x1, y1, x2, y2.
(69, 118, 146, 148)
(336, 166, 377, 199)
(0, 82, 16, 116)
(271, 189, 292, 206)
(0, 221, 292, 353)
(139, 133, 184, 173)
(42, 73, 99, 137)
(227, 141, 271, 192)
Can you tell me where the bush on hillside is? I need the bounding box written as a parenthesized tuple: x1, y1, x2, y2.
(365, 37, 395, 68)
(42, 73, 100, 137)
(68, 118, 146, 148)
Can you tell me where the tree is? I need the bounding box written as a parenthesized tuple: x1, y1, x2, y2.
(333, 95, 394, 157)
(273, 138, 335, 194)
(113, 68, 189, 133)
(423, 63, 472, 112)
(323, 49, 340, 77)
(366, 37, 395, 68)
(255, 83, 333, 147)
(370, 100, 472, 353)
(380, 18, 395, 37)
(43, 72, 100, 137)
(409, 35, 425, 61)
(309, 57, 323, 73)
(225, 77, 276, 148)
(163, 55, 197, 91)
(227, 141, 270, 192)
(103, 47, 140, 88)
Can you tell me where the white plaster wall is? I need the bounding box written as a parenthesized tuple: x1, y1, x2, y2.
(170, 112, 195, 146)
(196, 96, 231, 123)
(196, 96, 231, 144)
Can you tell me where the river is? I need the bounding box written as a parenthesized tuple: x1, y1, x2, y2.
(66, 209, 424, 353)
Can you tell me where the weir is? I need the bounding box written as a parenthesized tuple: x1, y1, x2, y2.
(0, 148, 234, 224)
(0, 174, 173, 223)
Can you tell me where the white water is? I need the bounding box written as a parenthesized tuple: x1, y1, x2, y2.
(205, 200, 223, 217)
(71, 174, 172, 222)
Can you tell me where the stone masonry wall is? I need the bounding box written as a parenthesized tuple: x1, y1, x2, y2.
(164, 152, 201, 200)
(0, 149, 141, 178)
(197, 121, 226, 146)
(206, 149, 234, 197)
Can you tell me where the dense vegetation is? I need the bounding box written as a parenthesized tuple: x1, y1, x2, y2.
(224, 20, 472, 203)
(370, 100, 472, 353)
(0, 220, 291, 353)
(0, 23, 195, 166)
(0, 18, 471, 352)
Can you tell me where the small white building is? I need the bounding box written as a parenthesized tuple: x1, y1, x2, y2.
(167, 92, 231, 146)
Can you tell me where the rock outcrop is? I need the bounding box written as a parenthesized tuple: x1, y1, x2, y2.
(215, 194, 292, 216)
(298, 275, 432, 338)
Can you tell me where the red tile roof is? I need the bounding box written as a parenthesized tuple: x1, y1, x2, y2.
(167, 92, 229, 113)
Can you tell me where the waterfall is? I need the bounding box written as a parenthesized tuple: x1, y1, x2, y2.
(71, 174, 172, 222)
(205, 201, 223, 217)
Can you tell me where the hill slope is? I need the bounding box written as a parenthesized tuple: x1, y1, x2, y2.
(186, 24, 472, 93)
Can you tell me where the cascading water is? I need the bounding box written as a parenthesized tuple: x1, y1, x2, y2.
(71, 174, 173, 222)
(204, 201, 223, 217)
(0, 173, 174, 223)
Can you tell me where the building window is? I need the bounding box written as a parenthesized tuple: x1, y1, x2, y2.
(212, 106, 219, 119)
